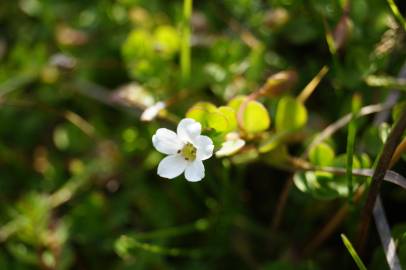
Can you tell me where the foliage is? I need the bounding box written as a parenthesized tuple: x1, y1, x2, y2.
(1, 0, 406, 269)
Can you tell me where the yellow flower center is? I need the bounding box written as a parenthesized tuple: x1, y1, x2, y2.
(179, 143, 197, 161)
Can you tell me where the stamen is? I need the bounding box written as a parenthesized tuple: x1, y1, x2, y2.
(180, 143, 197, 161)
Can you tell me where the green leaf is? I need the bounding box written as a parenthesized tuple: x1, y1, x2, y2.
(228, 96, 270, 133)
(217, 106, 237, 131)
(275, 96, 307, 132)
(186, 102, 217, 127)
(207, 111, 229, 132)
(309, 143, 335, 166)
(122, 29, 153, 60)
(187, 103, 237, 133)
(259, 132, 286, 153)
(263, 144, 290, 168)
(52, 123, 89, 153)
(359, 153, 372, 168)
(153, 25, 180, 58)
(294, 154, 366, 200)
(333, 154, 362, 170)
(53, 125, 69, 150)
(243, 101, 270, 133)
(293, 171, 337, 200)
(228, 95, 246, 111)
(331, 155, 362, 198)
(362, 126, 383, 157)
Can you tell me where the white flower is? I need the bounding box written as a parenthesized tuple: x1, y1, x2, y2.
(152, 118, 214, 182)
(140, 101, 166, 122)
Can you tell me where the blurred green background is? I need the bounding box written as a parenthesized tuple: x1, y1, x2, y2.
(1, 0, 406, 269)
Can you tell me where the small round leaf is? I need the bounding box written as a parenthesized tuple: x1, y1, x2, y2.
(309, 143, 335, 166)
(186, 102, 217, 127)
(275, 96, 307, 132)
(243, 101, 271, 133)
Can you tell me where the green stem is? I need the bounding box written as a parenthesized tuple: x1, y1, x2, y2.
(346, 94, 361, 203)
(115, 235, 204, 258)
(181, 0, 192, 83)
(127, 218, 210, 240)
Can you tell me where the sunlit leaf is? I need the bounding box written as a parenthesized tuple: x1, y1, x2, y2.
(208, 106, 238, 133)
(228, 95, 246, 111)
(217, 106, 237, 131)
(208, 111, 229, 132)
(243, 101, 271, 133)
(275, 96, 307, 132)
(186, 102, 217, 127)
(153, 25, 180, 58)
(122, 29, 153, 59)
(228, 96, 270, 133)
(309, 143, 335, 166)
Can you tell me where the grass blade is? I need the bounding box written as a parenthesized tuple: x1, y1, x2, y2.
(387, 0, 406, 32)
(346, 94, 361, 202)
(374, 197, 402, 270)
(181, 0, 193, 83)
(297, 65, 329, 104)
(341, 234, 367, 270)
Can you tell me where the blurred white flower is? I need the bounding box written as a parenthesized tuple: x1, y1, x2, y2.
(152, 118, 214, 182)
(141, 101, 166, 121)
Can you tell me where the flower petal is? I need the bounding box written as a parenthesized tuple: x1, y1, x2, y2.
(157, 155, 187, 179)
(152, 128, 183, 155)
(141, 101, 166, 122)
(185, 160, 205, 182)
(215, 138, 245, 157)
(177, 118, 201, 143)
(195, 135, 214, 160)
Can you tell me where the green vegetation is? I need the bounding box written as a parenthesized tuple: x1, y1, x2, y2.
(1, 0, 406, 269)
